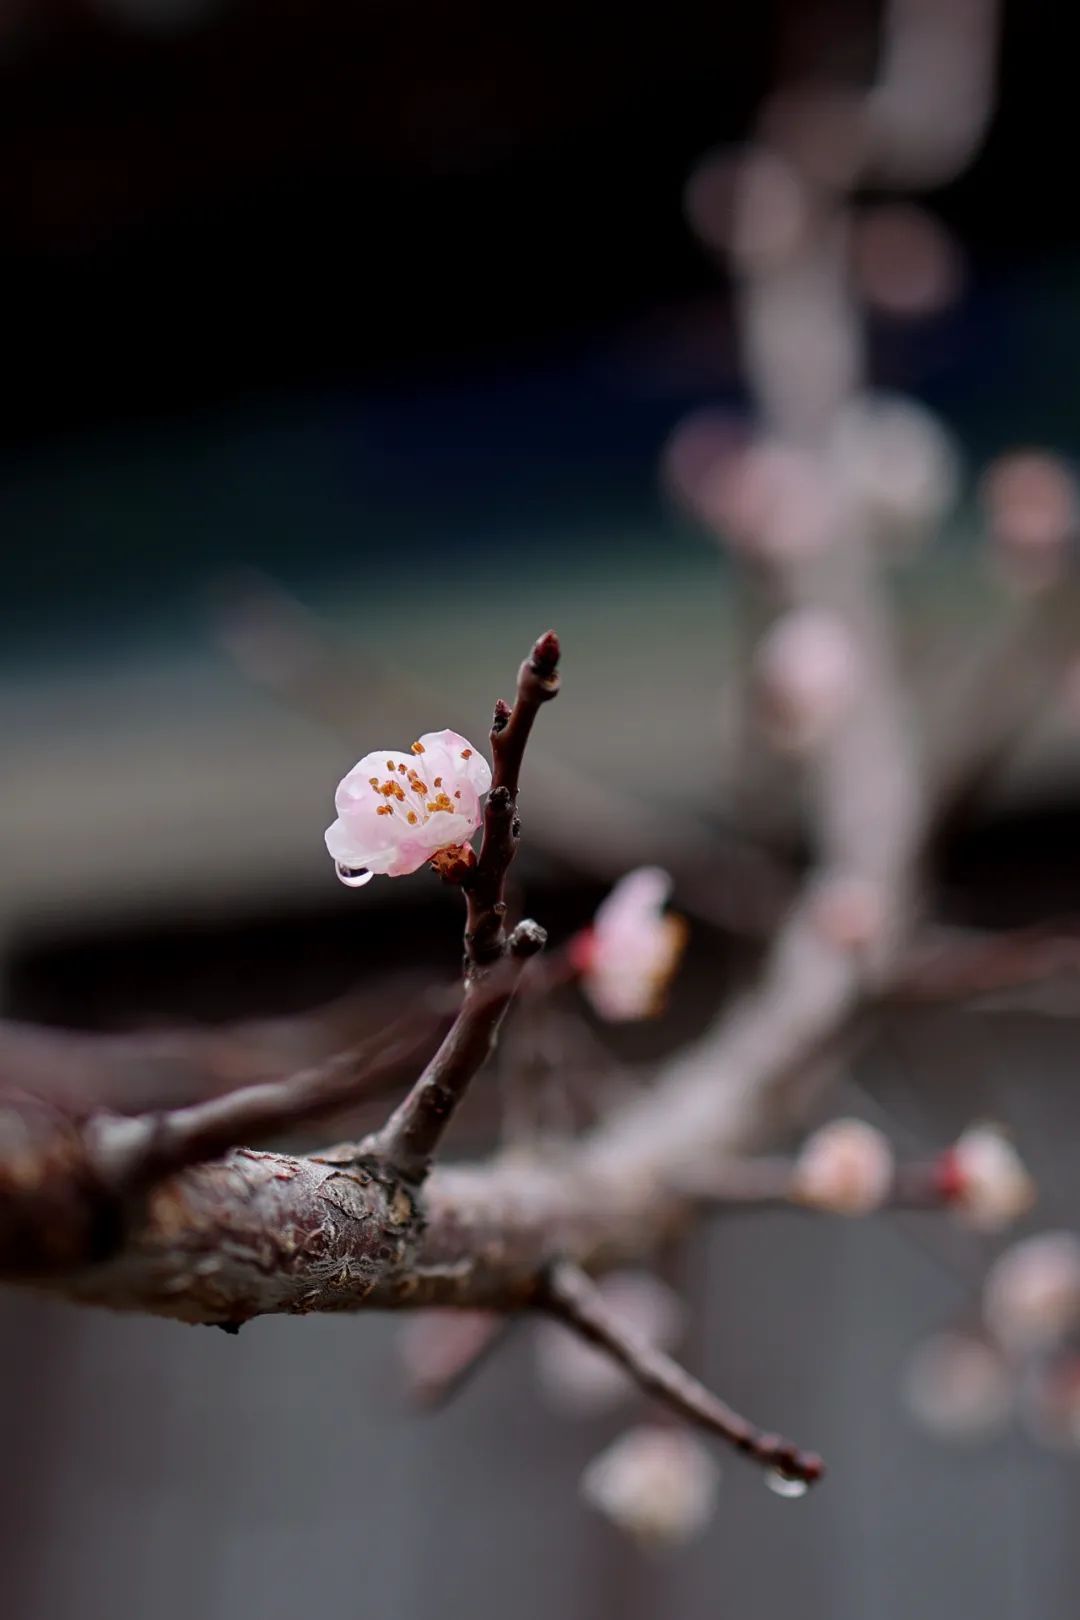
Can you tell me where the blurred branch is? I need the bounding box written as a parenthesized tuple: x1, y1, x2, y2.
(890, 923, 1080, 1008)
(0, 975, 436, 1120)
(678, 1154, 957, 1212)
(927, 583, 1080, 846)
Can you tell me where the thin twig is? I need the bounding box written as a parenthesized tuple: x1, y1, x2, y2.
(371, 920, 547, 1183)
(0, 974, 437, 1120)
(542, 1259, 825, 1486)
(462, 630, 560, 970)
(86, 1011, 448, 1191)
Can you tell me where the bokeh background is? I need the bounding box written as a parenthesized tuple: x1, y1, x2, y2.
(4, 1, 1080, 1616)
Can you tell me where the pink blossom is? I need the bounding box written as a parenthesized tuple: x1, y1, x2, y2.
(851, 203, 965, 321)
(581, 1426, 720, 1547)
(940, 1124, 1035, 1232)
(572, 868, 687, 1022)
(1021, 1355, 1080, 1450)
(904, 1332, 1012, 1441)
(793, 1117, 894, 1216)
(325, 730, 491, 887)
(983, 1232, 1080, 1352)
(981, 451, 1078, 553)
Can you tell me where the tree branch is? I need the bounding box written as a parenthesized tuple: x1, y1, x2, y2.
(370, 919, 547, 1183)
(542, 1260, 824, 1486)
(0, 974, 437, 1120)
(462, 629, 560, 970)
(88, 1013, 447, 1193)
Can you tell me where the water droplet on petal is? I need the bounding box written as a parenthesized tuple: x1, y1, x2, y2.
(336, 864, 374, 888)
(764, 1469, 808, 1499)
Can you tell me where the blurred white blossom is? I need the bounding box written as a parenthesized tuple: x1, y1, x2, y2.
(1020, 1356, 1080, 1450)
(851, 204, 965, 319)
(984, 1232, 1080, 1352)
(904, 1332, 1012, 1441)
(830, 392, 960, 540)
(980, 451, 1079, 589)
(945, 1124, 1035, 1232)
(793, 1118, 894, 1216)
(581, 1426, 720, 1548)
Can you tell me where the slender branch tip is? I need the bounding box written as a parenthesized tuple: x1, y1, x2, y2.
(529, 629, 561, 682)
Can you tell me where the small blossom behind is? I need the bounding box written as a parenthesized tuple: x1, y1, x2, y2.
(850, 203, 965, 321)
(1020, 1354, 1080, 1450)
(980, 450, 1079, 591)
(325, 730, 492, 887)
(792, 1117, 894, 1216)
(937, 1124, 1036, 1232)
(581, 1426, 721, 1549)
(829, 391, 960, 542)
(572, 868, 687, 1022)
(983, 1232, 1080, 1353)
(904, 1331, 1013, 1442)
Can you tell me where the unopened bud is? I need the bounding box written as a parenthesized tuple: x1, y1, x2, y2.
(793, 1118, 894, 1216)
(984, 1232, 1080, 1352)
(581, 1426, 720, 1548)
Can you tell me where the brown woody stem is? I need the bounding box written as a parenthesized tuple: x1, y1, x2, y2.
(542, 1260, 825, 1486)
(463, 630, 560, 971)
(371, 920, 547, 1183)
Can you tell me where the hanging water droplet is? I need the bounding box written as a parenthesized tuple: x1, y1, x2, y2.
(764, 1469, 808, 1499)
(336, 864, 374, 889)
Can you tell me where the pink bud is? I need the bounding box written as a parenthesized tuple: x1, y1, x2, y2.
(581, 1426, 720, 1547)
(1020, 1355, 1080, 1450)
(980, 451, 1079, 590)
(851, 204, 965, 320)
(984, 1232, 1080, 1352)
(577, 869, 687, 1023)
(945, 1124, 1035, 1232)
(793, 1118, 894, 1216)
(904, 1332, 1012, 1441)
